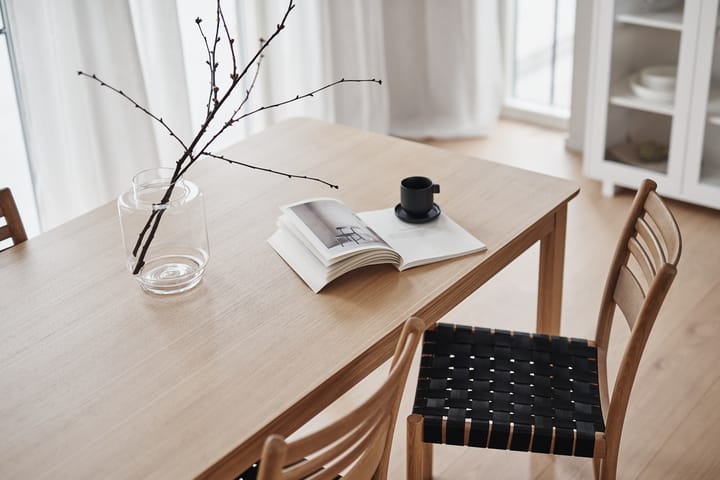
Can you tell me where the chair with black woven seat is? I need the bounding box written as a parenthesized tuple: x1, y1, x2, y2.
(406, 179, 681, 480)
(0, 187, 27, 251)
(237, 316, 424, 480)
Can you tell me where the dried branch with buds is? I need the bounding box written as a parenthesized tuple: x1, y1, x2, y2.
(79, 0, 381, 275)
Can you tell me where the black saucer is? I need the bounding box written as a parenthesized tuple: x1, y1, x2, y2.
(394, 203, 441, 224)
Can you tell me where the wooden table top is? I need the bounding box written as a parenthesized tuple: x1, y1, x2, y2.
(0, 118, 578, 479)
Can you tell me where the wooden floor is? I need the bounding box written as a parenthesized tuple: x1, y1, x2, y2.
(295, 120, 720, 479)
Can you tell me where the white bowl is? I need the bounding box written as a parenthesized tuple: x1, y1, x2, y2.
(640, 65, 677, 91)
(629, 74, 674, 103)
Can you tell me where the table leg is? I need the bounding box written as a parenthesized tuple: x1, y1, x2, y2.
(537, 204, 567, 335)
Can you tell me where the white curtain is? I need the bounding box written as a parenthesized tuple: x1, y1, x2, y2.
(230, 0, 502, 140)
(6, 0, 191, 230)
(382, 1, 504, 138)
(7, 0, 501, 230)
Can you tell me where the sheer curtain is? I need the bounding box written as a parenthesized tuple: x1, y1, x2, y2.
(7, 0, 501, 231)
(6, 0, 191, 231)
(382, 0, 503, 138)
(229, 0, 502, 139)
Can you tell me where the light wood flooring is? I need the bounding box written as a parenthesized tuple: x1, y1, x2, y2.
(296, 119, 720, 479)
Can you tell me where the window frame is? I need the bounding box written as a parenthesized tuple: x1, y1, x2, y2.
(500, 0, 572, 130)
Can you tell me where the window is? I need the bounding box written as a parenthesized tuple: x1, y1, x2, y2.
(503, 0, 576, 128)
(0, 0, 39, 236)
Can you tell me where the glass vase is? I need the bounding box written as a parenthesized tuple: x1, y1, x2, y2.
(118, 168, 210, 294)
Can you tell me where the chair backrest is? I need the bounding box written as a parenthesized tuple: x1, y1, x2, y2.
(594, 179, 681, 465)
(0, 187, 28, 250)
(257, 317, 425, 480)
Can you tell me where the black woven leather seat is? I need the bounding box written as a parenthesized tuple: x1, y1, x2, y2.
(236, 463, 259, 480)
(412, 323, 605, 457)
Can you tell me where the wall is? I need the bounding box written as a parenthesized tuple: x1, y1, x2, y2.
(566, 0, 593, 153)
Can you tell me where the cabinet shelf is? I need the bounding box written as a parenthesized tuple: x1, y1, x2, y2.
(609, 77, 675, 116)
(615, 8, 684, 31)
(607, 142, 668, 174)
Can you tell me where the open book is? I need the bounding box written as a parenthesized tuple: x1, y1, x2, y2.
(268, 198, 486, 293)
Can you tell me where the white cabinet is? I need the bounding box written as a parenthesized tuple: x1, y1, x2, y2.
(584, 0, 720, 209)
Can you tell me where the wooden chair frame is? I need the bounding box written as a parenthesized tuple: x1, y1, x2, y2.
(593, 179, 681, 479)
(407, 179, 682, 480)
(257, 317, 425, 480)
(0, 187, 27, 250)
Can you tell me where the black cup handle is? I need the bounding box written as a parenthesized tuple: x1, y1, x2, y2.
(432, 184, 440, 194)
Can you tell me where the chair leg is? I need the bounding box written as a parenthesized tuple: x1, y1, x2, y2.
(422, 442, 433, 480)
(600, 454, 617, 480)
(593, 457, 602, 480)
(407, 414, 432, 480)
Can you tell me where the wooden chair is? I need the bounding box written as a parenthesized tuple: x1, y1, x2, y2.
(237, 316, 424, 480)
(0, 187, 27, 250)
(406, 179, 681, 480)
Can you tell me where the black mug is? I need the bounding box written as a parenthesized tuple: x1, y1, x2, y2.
(400, 176, 440, 217)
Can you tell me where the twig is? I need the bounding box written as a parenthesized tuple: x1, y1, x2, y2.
(195, 17, 215, 119)
(192, 52, 264, 157)
(196, 77, 382, 156)
(210, 0, 222, 107)
(77, 71, 189, 153)
(201, 152, 338, 189)
(236, 78, 382, 124)
(219, 1, 237, 77)
(236, 52, 263, 115)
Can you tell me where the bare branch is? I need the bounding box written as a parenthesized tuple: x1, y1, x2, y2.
(195, 17, 215, 118)
(211, 0, 222, 107)
(237, 52, 264, 114)
(194, 51, 265, 155)
(197, 77, 382, 156)
(199, 152, 338, 189)
(77, 71, 189, 153)
(219, 1, 237, 76)
(235, 78, 382, 123)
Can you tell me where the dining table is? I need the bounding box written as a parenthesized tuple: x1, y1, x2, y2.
(0, 118, 579, 479)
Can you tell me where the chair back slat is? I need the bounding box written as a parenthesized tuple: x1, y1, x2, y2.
(0, 225, 11, 245)
(340, 417, 390, 480)
(314, 416, 390, 480)
(285, 392, 384, 461)
(613, 265, 645, 329)
(257, 317, 424, 480)
(645, 191, 681, 264)
(0, 188, 27, 248)
(635, 216, 666, 268)
(627, 236, 656, 287)
(283, 409, 387, 479)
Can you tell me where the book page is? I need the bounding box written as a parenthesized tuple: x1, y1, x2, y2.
(357, 208, 486, 270)
(268, 228, 331, 293)
(281, 198, 393, 265)
(269, 227, 401, 293)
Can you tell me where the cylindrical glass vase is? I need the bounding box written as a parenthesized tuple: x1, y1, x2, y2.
(118, 168, 209, 294)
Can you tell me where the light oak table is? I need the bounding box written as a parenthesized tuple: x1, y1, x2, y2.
(0, 118, 578, 479)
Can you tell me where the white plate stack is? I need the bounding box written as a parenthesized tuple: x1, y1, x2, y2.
(629, 65, 677, 103)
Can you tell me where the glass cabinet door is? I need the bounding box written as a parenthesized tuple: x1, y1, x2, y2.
(595, 0, 695, 194)
(684, 0, 720, 208)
